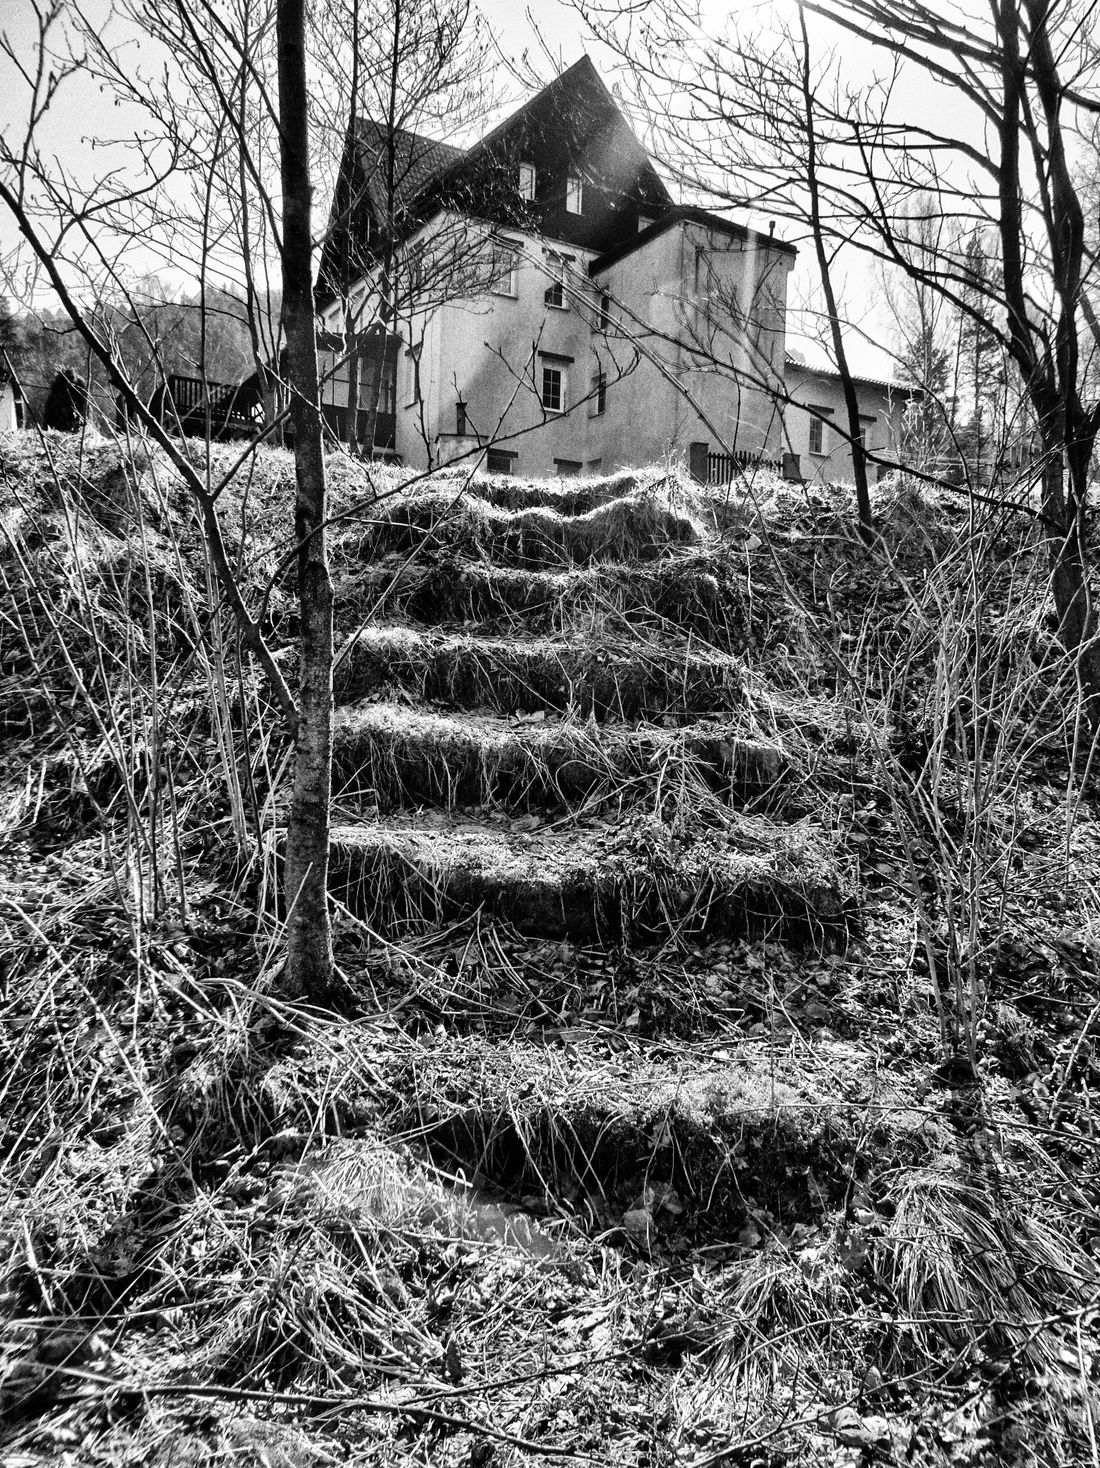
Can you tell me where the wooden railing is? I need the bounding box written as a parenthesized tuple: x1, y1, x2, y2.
(150, 374, 259, 440)
(706, 448, 783, 484)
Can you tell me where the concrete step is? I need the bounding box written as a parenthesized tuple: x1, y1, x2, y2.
(379, 1031, 928, 1234)
(353, 483, 706, 569)
(336, 552, 768, 652)
(326, 813, 854, 945)
(332, 702, 790, 813)
(333, 626, 746, 721)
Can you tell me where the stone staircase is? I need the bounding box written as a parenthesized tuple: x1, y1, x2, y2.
(324, 470, 917, 1242)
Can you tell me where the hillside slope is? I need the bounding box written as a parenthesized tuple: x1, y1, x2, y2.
(2, 435, 1099, 1466)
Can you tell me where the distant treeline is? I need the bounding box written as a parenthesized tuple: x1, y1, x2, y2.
(0, 282, 281, 426)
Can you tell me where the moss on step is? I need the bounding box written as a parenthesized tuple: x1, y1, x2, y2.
(325, 813, 854, 945)
(334, 626, 746, 720)
(332, 702, 790, 813)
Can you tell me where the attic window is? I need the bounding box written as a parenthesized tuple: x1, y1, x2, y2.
(638, 214, 655, 232)
(518, 162, 536, 201)
(566, 173, 584, 214)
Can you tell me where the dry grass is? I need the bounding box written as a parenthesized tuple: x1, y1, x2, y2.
(333, 624, 748, 722)
(344, 477, 708, 570)
(332, 702, 790, 815)
(321, 811, 855, 946)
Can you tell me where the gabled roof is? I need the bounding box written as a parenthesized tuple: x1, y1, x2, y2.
(351, 120, 465, 220)
(317, 55, 677, 306)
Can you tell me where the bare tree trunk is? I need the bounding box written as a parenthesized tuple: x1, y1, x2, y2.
(277, 0, 335, 999)
(1042, 438, 1100, 731)
(798, 10, 873, 543)
(343, 0, 362, 455)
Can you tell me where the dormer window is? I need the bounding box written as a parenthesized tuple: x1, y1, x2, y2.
(518, 162, 536, 201)
(566, 173, 584, 214)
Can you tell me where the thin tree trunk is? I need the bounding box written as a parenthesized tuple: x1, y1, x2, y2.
(1043, 441, 1100, 731)
(344, 0, 362, 454)
(798, 9, 873, 542)
(276, 0, 335, 999)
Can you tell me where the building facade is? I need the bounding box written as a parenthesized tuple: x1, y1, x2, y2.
(316, 57, 905, 483)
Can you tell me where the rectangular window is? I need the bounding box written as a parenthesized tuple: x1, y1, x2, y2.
(808, 414, 826, 456)
(456, 399, 468, 435)
(566, 173, 583, 214)
(554, 459, 582, 477)
(491, 240, 519, 297)
(379, 362, 396, 417)
(598, 292, 612, 331)
(544, 254, 570, 310)
(486, 448, 515, 474)
(586, 458, 602, 473)
(541, 364, 565, 413)
(518, 162, 536, 201)
(590, 370, 606, 416)
(405, 346, 421, 405)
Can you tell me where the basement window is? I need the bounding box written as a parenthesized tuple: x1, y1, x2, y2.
(555, 459, 582, 477)
(486, 448, 516, 474)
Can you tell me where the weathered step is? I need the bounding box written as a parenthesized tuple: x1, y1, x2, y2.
(353, 483, 706, 568)
(380, 1032, 927, 1236)
(327, 813, 854, 945)
(332, 702, 789, 813)
(333, 626, 745, 720)
(468, 467, 648, 514)
(336, 552, 772, 652)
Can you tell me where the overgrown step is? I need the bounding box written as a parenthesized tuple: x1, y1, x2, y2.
(351, 482, 707, 568)
(336, 553, 775, 651)
(326, 813, 854, 945)
(380, 1032, 930, 1235)
(333, 626, 745, 720)
(332, 702, 789, 813)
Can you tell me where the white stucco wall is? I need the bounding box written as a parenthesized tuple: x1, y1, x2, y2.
(784, 366, 906, 485)
(0, 381, 19, 434)
(319, 212, 799, 478)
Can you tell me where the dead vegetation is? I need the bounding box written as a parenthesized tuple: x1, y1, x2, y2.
(2, 434, 1100, 1466)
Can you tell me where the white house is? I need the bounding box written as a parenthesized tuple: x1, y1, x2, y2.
(315, 57, 909, 484)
